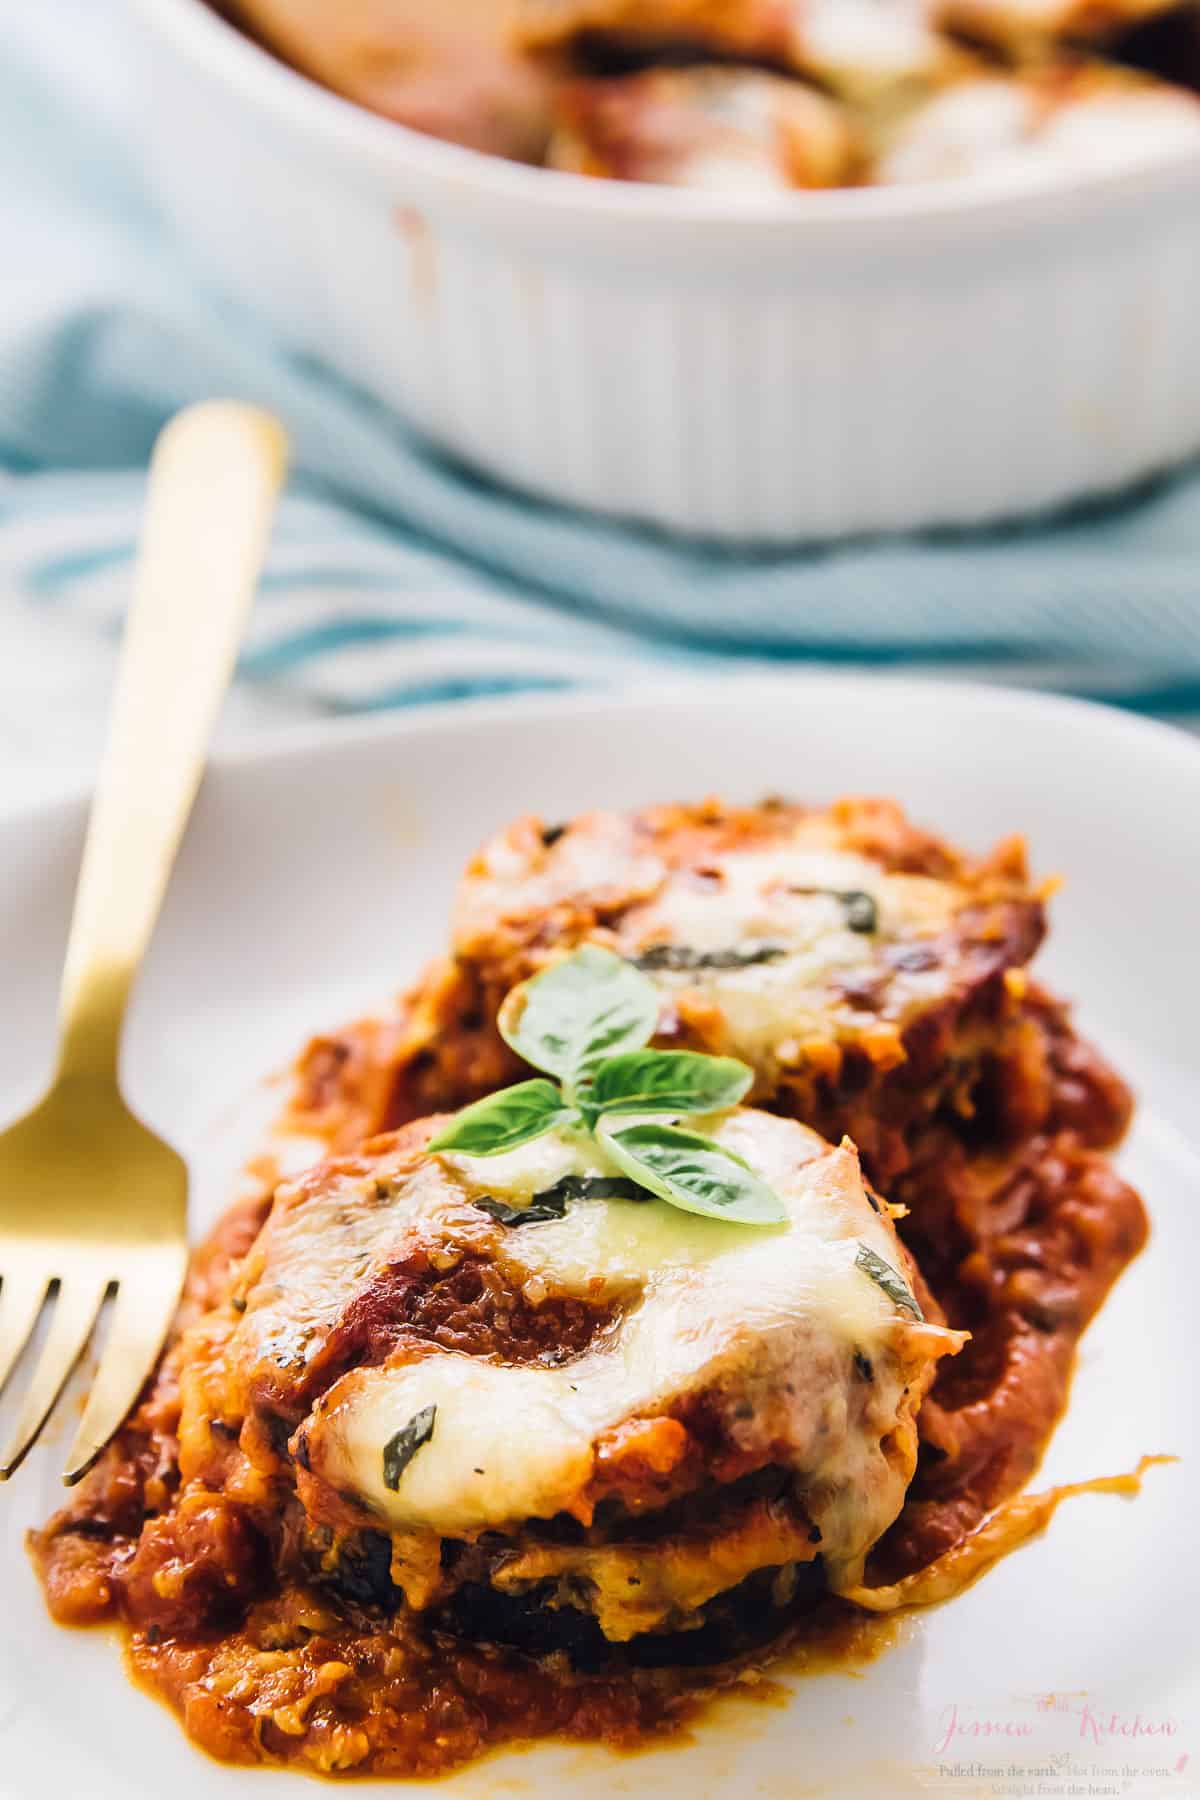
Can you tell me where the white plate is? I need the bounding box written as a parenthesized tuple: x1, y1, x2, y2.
(1, 675, 1198, 1800)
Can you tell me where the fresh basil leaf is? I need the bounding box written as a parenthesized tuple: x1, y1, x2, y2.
(473, 1196, 567, 1226)
(535, 1173, 652, 1205)
(787, 888, 878, 935)
(589, 1049, 753, 1118)
(498, 946, 659, 1092)
(840, 891, 878, 934)
(600, 1121, 786, 1226)
(473, 1172, 651, 1226)
(426, 1080, 575, 1157)
(855, 1243, 923, 1319)
(382, 1405, 437, 1491)
(634, 941, 787, 972)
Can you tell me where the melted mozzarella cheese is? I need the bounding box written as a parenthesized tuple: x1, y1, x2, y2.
(627, 844, 957, 946)
(876, 70, 1200, 186)
(442, 1108, 889, 1304)
(548, 68, 857, 194)
(307, 1111, 956, 1585)
(616, 843, 962, 1076)
(228, 1151, 484, 1407)
(454, 810, 662, 951)
(874, 77, 1032, 183)
(798, 0, 947, 95)
(1037, 88, 1200, 173)
(942, 0, 1173, 52)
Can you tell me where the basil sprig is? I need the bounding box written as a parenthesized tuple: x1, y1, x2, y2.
(499, 942, 658, 1095)
(426, 1078, 573, 1157)
(599, 1121, 783, 1225)
(585, 1047, 748, 1121)
(427, 946, 783, 1226)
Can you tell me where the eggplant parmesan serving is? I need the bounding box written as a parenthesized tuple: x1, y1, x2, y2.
(31, 795, 1151, 1779)
(217, 0, 1200, 192)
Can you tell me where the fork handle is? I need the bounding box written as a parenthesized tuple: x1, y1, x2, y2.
(55, 402, 288, 1086)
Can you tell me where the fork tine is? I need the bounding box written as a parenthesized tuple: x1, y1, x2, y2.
(62, 1262, 184, 1485)
(0, 1276, 108, 1480)
(0, 1273, 51, 1401)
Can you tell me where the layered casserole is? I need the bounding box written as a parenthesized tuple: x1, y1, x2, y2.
(32, 794, 1149, 1777)
(219, 0, 1200, 190)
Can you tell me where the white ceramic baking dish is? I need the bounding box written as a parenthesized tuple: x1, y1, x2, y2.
(130, 0, 1200, 542)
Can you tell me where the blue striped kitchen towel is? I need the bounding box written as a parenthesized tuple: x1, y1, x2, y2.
(3, 0, 1200, 724)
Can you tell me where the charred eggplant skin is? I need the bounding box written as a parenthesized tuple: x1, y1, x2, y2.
(439, 1558, 827, 1672)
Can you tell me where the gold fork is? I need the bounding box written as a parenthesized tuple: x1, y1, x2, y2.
(0, 401, 287, 1485)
